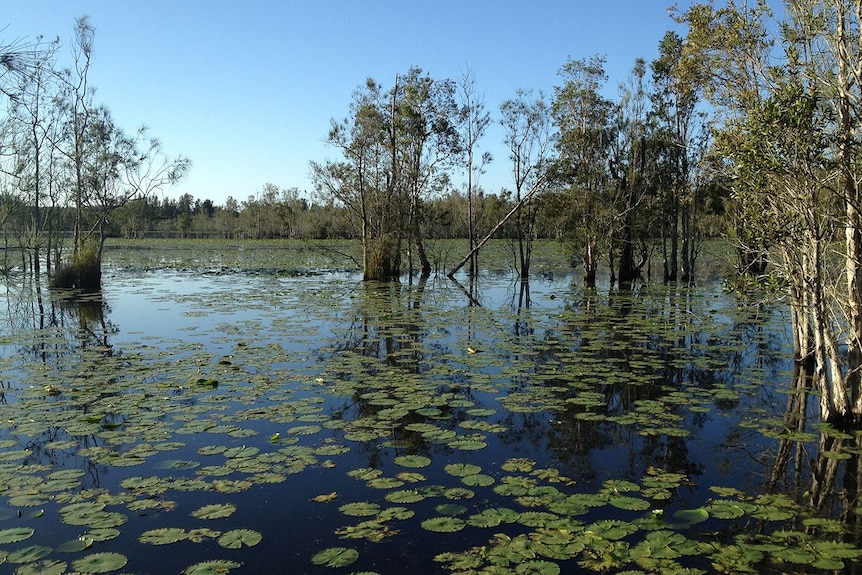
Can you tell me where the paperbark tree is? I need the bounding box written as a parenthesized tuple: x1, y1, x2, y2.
(456, 68, 492, 278)
(500, 89, 554, 280)
(680, 0, 862, 423)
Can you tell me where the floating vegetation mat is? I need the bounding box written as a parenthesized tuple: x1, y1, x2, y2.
(0, 266, 859, 574)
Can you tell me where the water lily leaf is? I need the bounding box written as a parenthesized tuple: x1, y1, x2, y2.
(222, 446, 259, 459)
(6, 545, 52, 564)
(71, 552, 127, 573)
(444, 463, 482, 477)
(311, 492, 338, 503)
(448, 437, 487, 450)
(421, 516, 466, 532)
(182, 560, 242, 575)
(12, 559, 67, 575)
(82, 528, 121, 542)
(609, 496, 651, 511)
(393, 455, 431, 468)
(8, 494, 50, 507)
(502, 458, 536, 473)
(339, 502, 381, 517)
(670, 508, 709, 526)
(377, 506, 414, 521)
(218, 528, 262, 549)
(515, 560, 561, 575)
(462, 473, 495, 487)
(385, 490, 425, 504)
(179, 528, 215, 544)
(311, 546, 359, 568)
(56, 537, 94, 552)
(396, 471, 425, 483)
(191, 503, 236, 520)
(139, 528, 189, 545)
(0, 527, 35, 544)
(435, 503, 468, 516)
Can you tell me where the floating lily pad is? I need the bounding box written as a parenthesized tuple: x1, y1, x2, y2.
(385, 490, 426, 504)
(421, 516, 466, 532)
(71, 552, 128, 573)
(13, 559, 67, 575)
(339, 502, 381, 517)
(393, 455, 431, 468)
(444, 463, 482, 477)
(182, 560, 242, 575)
(139, 528, 189, 545)
(310, 546, 359, 568)
(191, 503, 236, 520)
(0, 527, 35, 544)
(218, 528, 262, 549)
(6, 545, 52, 563)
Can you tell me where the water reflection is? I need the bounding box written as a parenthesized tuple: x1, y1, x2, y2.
(2, 265, 861, 572)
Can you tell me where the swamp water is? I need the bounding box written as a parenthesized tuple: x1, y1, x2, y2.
(0, 243, 860, 574)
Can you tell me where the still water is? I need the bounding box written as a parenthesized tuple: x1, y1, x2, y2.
(0, 257, 855, 574)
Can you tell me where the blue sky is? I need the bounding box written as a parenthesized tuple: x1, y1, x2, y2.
(5, 1, 693, 206)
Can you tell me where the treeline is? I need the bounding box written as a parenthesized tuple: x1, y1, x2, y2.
(104, 185, 539, 242)
(1, 15, 733, 287)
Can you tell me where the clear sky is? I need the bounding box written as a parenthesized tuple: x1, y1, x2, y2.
(4, 1, 693, 206)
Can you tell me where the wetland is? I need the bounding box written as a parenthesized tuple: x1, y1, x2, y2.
(0, 239, 860, 574)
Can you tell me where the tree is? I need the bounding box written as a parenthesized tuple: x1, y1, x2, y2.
(552, 55, 616, 287)
(650, 31, 709, 283)
(48, 18, 188, 288)
(499, 89, 554, 279)
(679, 0, 862, 424)
(312, 69, 461, 281)
(456, 67, 492, 277)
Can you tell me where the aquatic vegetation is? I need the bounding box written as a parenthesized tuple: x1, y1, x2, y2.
(0, 240, 858, 573)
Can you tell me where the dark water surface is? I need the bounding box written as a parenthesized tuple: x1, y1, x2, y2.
(0, 259, 857, 575)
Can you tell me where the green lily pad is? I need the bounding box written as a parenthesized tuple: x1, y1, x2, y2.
(393, 455, 431, 468)
(191, 503, 236, 520)
(218, 528, 262, 549)
(311, 546, 359, 568)
(385, 490, 425, 504)
(421, 516, 466, 532)
(458, 472, 494, 487)
(139, 528, 189, 545)
(339, 502, 382, 517)
(0, 527, 35, 544)
(6, 545, 52, 564)
(182, 560, 242, 575)
(444, 463, 482, 477)
(71, 552, 128, 573)
(609, 495, 651, 511)
(12, 559, 67, 575)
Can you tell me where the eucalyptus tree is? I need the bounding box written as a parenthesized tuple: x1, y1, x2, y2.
(499, 89, 554, 280)
(680, 0, 862, 423)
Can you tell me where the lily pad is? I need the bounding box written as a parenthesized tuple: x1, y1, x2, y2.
(191, 503, 236, 520)
(0, 527, 35, 544)
(421, 516, 466, 532)
(218, 528, 262, 549)
(183, 560, 242, 575)
(393, 455, 431, 468)
(339, 502, 381, 517)
(71, 552, 128, 573)
(139, 528, 189, 545)
(311, 546, 359, 568)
